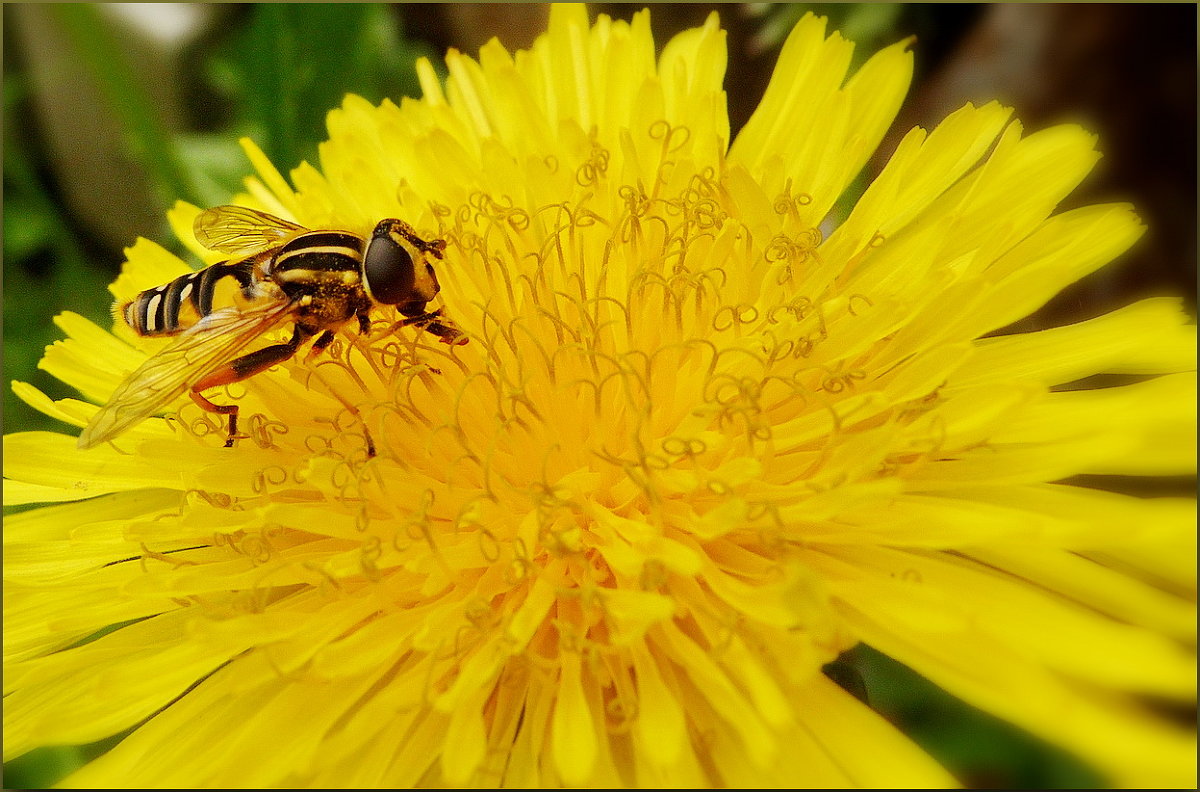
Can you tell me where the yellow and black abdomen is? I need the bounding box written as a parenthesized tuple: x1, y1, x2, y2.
(121, 231, 367, 337)
(122, 260, 257, 337)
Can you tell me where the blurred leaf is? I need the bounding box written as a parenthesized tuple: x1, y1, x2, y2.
(834, 3, 906, 57)
(206, 4, 431, 174)
(174, 132, 257, 209)
(3, 723, 133, 789)
(3, 193, 57, 263)
(853, 644, 1106, 788)
(3, 746, 88, 790)
(750, 3, 906, 66)
(48, 3, 201, 209)
(2, 75, 83, 271)
(3, 69, 112, 436)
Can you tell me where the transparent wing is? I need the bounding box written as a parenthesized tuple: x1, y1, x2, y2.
(193, 205, 307, 256)
(78, 299, 298, 449)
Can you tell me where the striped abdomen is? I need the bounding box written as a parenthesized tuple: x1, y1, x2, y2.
(122, 231, 366, 337)
(122, 260, 256, 336)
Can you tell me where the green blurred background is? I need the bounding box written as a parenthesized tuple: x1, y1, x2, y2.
(3, 3, 1195, 788)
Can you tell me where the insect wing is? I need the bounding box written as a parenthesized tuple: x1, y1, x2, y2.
(78, 300, 298, 449)
(193, 205, 307, 257)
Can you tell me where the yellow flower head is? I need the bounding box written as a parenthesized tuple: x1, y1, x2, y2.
(5, 6, 1196, 788)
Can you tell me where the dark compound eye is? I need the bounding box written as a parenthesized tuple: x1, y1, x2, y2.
(363, 223, 416, 305)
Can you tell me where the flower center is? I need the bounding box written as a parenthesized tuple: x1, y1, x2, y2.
(196, 170, 873, 768)
(281, 179, 854, 672)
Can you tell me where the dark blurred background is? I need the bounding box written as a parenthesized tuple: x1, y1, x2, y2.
(3, 4, 1195, 788)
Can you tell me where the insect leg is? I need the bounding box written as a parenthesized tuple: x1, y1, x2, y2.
(373, 309, 464, 343)
(191, 325, 312, 447)
(421, 318, 468, 346)
(189, 390, 240, 447)
(380, 310, 439, 334)
(304, 330, 338, 363)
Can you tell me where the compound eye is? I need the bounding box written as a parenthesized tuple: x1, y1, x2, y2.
(363, 225, 416, 305)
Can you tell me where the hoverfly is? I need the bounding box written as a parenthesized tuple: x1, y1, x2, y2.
(77, 206, 466, 453)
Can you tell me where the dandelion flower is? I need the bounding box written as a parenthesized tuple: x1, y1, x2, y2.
(5, 6, 1195, 788)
